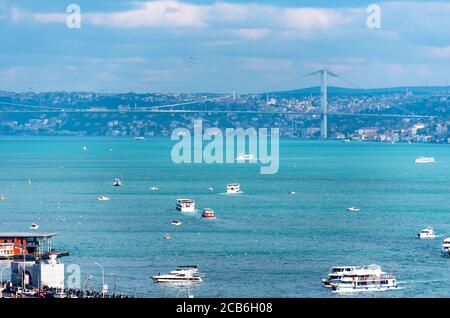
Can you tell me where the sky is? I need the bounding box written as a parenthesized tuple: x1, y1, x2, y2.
(0, 0, 449, 93)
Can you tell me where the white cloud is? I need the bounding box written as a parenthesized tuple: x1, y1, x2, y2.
(428, 46, 450, 59)
(234, 28, 271, 41)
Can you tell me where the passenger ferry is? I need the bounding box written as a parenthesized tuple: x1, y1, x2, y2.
(151, 266, 203, 283)
(226, 183, 241, 194)
(330, 264, 398, 293)
(176, 199, 196, 213)
(202, 208, 216, 219)
(113, 178, 122, 187)
(441, 238, 450, 255)
(321, 266, 363, 287)
(97, 196, 110, 201)
(417, 226, 436, 239)
(415, 156, 435, 163)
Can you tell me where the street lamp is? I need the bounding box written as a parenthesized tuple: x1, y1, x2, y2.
(83, 274, 94, 298)
(94, 262, 105, 297)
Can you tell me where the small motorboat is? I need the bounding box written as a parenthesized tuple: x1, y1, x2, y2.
(417, 226, 436, 239)
(202, 208, 216, 219)
(163, 233, 171, 240)
(288, 191, 296, 195)
(29, 223, 39, 230)
(150, 186, 160, 191)
(442, 238, 450, 255)
(347, 207, 360, 212)
(172, 220, 182, 226)
(208, 187, 214, 192)
(113, 178, 122, 187)
(82, 146, 87, 151)
(134, 136, 145, 141)
(226, 183, 241, 194)
(97, 196, 110, 201)
(415, 156, 435, 164)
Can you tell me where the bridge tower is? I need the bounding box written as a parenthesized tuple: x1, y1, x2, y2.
(320, 70, 328, 139)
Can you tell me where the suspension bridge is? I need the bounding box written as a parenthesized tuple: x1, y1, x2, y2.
(0, 70, 437, 138)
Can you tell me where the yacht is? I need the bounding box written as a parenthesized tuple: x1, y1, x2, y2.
(236, 154, 255, 161)
(29, 223, 39, 230)
(151, 266, 203, 283)
(113, 178, 122, 187)
(172, 220, 182, 226)
(415, 156, 435, 163)
(202, 208, 216, 219)
(321, 266, 363, 287)
(176, 199, 196, 213)
(150, 186, 160, 191)
(417, 226, 436, 239)
(330, 264, 398, 293)
(347, 207, 360, 212)
(226, 183, 241, 194)
(97, 196, 110, 201)
(441, 238, 450, 255)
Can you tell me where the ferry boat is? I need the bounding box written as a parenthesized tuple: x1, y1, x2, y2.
(97, 196, 110, 201)
(441, 238, 450, 255)
(151, 266, 203, 283)
(202, 208, 216, 219)
(321, 266, 363, 287)
(29, 223, 39, 230)
(347, 207, 360, 212)
(330, 264, 398, 293)
(415, 156, 435, 163)
(113, 178, 122, 187)
(417, 226, 436, 239)
(226, 183, 241, 194)
(236, 154, 255, 161)
(172, 220, 182, 226)
(176, 199, 196, 213)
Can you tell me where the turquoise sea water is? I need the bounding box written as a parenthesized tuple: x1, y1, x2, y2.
(0, 137, 449, 297)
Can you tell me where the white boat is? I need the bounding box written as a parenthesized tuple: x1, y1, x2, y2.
(113, 178, 122, 187)
(208, 187, 214, 192)
(321, 266, 363, 287)
(150, 186, 160, 191)
(415, 156, 435, 163)
(151, 266, 203, 283)
(29, 223, 39, 230)
(441, 238, 450, 255)
(236, 154, 255, 161)
(226, 183, 241, 194)
(330, 264, 398, 293)
(172, 220, 182, 226)
(134, 136, 145, 141)
(163, 233, 171, 240)
(202, 208, 216, 219)
(343, 139, 350, 143)
(288, 191, 296, 195)
(97, 196, 110, 201)
(347, 207, 360, 212)
(82, 146, 87, 151)
(176, 199, 196, 213)
(417, 226, 436, 239)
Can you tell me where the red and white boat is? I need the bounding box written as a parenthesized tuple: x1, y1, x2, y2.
(202, 208, 216, 219)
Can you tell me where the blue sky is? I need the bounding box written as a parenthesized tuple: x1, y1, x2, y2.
(0, 0, 449, 93)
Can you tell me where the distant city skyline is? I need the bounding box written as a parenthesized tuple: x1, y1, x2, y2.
(0, 0, 449, 93)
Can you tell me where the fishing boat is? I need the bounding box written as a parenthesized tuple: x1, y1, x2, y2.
(151, 266, 203, 283)
(417, 226, 436, 239)
(226, 183, 241, 194)
(176, 199, 196, 213)
(202, 208, 216, 219)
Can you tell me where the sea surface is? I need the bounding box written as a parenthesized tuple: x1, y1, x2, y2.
(0, 136, 449, 298)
